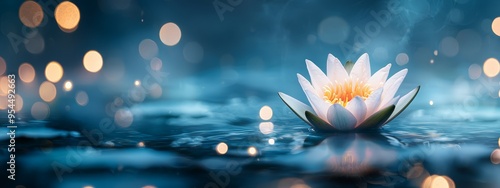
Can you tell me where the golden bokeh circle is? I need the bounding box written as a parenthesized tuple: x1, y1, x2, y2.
(483, 58, 500, 78)
(55, 1, 80, 31)
(19, 63, 36, 83)
(159, 22, 182, 46)
(64, 80, 73, 91)
(14, 94, 23, 112)
(83, 50, 103, 73)
(216, 142, 228, 155)
(0, 76, 9, 96)
(19, 1, 44, 28)
(259, 105, 273, 120)
(39, 81, 57, 102)
(492, 17, 500, 37)
(0, 57, 6, 75)
(45, 61, 64, 83)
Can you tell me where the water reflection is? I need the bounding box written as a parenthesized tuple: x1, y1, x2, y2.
(283, 133, 401, 176)
(269, 133, 436, 187)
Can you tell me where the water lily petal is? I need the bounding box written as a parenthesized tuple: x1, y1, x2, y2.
(379, 95, 400, 111)
(327, 104, 357, 131)
(327, 54, 349, 83)
(364, 88, 383, 117)
(305, 111, 337, 132)
(367, 63, 391, 90)
(304, 90, 330, 121)
(305, 59, 332, 95)
(380, 69, 407, 106)
(278, 92, 314, 125)
(345, 96, 367, 125)
(297, 73, 317, 95)
(385, 86, 420, 124)
(350, 53, 371, 83)
(356, 105, 395, 130)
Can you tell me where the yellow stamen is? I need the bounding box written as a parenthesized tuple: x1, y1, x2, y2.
(323, 79, 372, 107)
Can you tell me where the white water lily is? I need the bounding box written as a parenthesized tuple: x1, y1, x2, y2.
(279, 53, 419, 132)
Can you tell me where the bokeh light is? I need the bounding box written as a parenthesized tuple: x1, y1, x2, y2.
(149, 83, 162, 98)
(0, 76, 8, 96)
(396, 53, 409, 66)
(498, 137, 500, 147)
(429, 100, 434, 106)
(137, 141, 145, 147)
(76, 91, 89, 106)
(318, 16, 350, 44)
(25, 33, 45, 54)
(19, 1, 44, 28)
(14, 94, 23, 111)
(19, 63, 36, 83)
(259, 122, 274, 134)
(0, 96, 7, 110)
(483, 58, 500, 78)
(468, 64, 482, 80)
(422, 175, 455, 188)
(491, 149, 500, 164)
(139, 39, 158, 60)
(39, 81, 57, 102)
(247, 146, 258, 156)
(134, 80, 141, 86)
(430, 176, 451, 188)
(83, 50, 103, 73)
(216, 142, 228, 155)
(268, 138, 275, 145)
(259, 105, 273, 120)
(130, 87, 146, 102)
(183, 42, 204, 63)
(0, 57, 5, 75)
(434, 50, 438, 56)
(115, 109, 133, 127)
(31, 101, 50, 120)
(150, 57, 163, 71)
(159, 22, 182, 46)
(439, 37, 459, 57)
(45, 61, 64, 83)
(55, 1, 80, 32)
(492, 17, 500, 36)
(64, 80, 73, 91)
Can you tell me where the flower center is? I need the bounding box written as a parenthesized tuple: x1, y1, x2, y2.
(323, 79, 372, 107)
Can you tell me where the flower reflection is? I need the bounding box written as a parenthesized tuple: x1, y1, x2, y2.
(282, 133, 402, 177)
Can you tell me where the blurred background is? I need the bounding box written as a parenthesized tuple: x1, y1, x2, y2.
(0, 0, 499, 121)
(1, 0, 500, 187)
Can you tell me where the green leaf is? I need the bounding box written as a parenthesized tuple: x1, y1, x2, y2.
(356, 105, 395, 130)
(385, 86, 420, 124)
(278, 92, 314, 125)
(305, 111, 338, 132)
